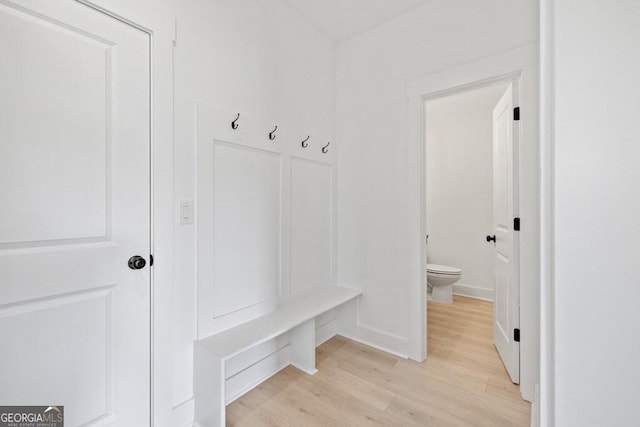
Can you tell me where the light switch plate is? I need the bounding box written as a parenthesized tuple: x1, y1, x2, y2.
(179, 200, 194, 224)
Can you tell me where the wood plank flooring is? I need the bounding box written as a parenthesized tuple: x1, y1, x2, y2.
(227, 295, 530, 426)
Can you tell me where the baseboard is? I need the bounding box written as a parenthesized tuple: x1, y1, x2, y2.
(172, 396, 195, 427)
(453, 283, 494, 301)
(316, 319, 338, 346)
(347, 324, 409, 359)
(225, 345, 290, 404)
(531, 383, 540, 427)
(225, 335, 289, 379)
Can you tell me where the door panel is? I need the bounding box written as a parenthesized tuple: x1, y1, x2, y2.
(0, 5, 109, 244)
(1, 288, 114, 424)
(492, 83, 520, 384)
(0, 1, 150, 425)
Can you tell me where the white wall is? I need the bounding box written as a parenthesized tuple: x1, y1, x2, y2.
(172, 0, 336, 424)
(548, 0, 640, 425)
(336, 0, 538, 396)
(426, 83, 509, 300)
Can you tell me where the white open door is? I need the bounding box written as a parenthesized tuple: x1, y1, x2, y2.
(491, 83, 520, 384)
(0, 1, 151, 425)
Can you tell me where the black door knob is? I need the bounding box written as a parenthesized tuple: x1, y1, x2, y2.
(486, 235, 496, 243)
(128, 255, 146, 270)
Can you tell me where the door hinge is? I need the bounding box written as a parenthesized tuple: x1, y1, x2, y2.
(513, 107, 520, 121)
(514, 328, 520, 342)
(514, 217, 521, 231)
(150, 254, 154, 266)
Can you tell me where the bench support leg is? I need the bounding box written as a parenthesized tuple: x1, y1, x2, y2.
(194, 343, 226, 426)
(337, 298, 358, 339)
(289, 318, 318, 375)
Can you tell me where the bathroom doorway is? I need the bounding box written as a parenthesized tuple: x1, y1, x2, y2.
(406, 46, 539, 403)
(424, 78, 521, 383)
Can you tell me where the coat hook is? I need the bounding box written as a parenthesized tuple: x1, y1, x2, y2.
(301, 135, 310, 148)
(322, 142, 330, 153)
(231, 113, 240, 130)
(269, 125, 278, 140)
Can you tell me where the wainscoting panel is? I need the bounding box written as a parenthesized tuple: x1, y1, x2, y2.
(197, 104, 337, 338)
(197, 106, 285, 338)
(193, 105, 346, 420)
(290, 157, 333, 294)
(211, 142, 281, 318)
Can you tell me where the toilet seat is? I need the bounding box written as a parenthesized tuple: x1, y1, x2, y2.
(427, 263, 462, 275)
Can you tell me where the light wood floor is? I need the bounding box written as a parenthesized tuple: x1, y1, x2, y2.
(227, 295, 530, 426)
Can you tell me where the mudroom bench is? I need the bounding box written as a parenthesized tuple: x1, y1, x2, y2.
(193, 285, 362, 426)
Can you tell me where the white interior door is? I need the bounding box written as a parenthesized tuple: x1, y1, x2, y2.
(0, 1, 151, 425)
(491, 83, 520, 384)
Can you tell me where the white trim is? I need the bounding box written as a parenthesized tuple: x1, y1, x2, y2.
(539, 0, 556, 425)
(74, 0, 153, 33)
(225, 345, 291, 404)
(407, 49, 533, 96)
(452, 284, 494, 302)
(172, 397, 195, 427)
(346, 325, 410, 359)
(418, 71, 522, 101)
(149, 17, 176, 427)
(316, 319, 338, 346)
(406, 94, 427, 362)
(407, 44, 539, 402)
(532, 383, 541, 427)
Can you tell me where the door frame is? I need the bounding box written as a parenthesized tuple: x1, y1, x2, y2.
(406, 44, 539, 401)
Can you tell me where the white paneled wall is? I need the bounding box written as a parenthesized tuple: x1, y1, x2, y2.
(199, 141, 281, 330)
(195, 105, 336, 401)
(197, 106, 284, 336)
(290, 157, 333, 294)
(171, 0, 336, 417)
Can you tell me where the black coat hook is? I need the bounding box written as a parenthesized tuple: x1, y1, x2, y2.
(269, 125, 278, 140)
(231, 113, 240, 130)
(301, 135, 310, 148)
(322, 142, 330, 153)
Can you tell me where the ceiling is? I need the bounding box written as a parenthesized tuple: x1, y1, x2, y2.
(282, 0, 432, 43)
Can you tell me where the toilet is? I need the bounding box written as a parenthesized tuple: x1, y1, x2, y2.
(427, 263, 462, 304)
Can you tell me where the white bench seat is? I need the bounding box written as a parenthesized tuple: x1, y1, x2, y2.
(194, 285, 362, 426)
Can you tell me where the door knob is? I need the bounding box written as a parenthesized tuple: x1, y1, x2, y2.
(128, 255, 146, 270)
(486, 235, 496, 243)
